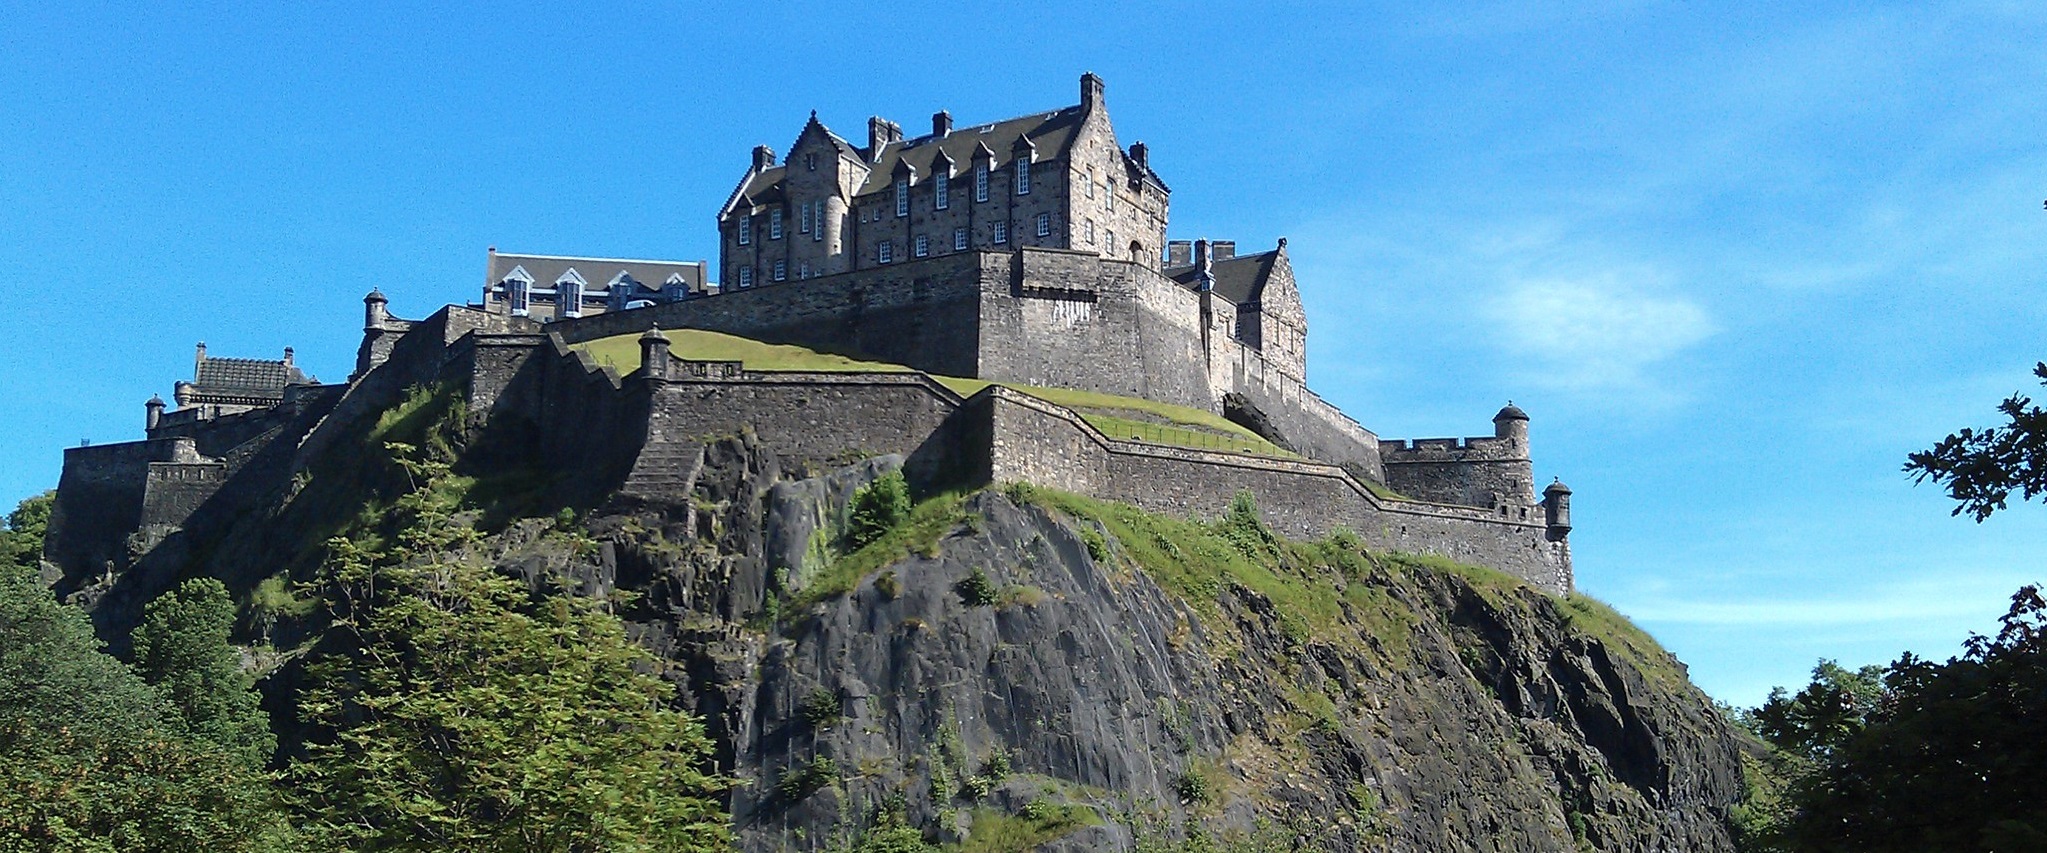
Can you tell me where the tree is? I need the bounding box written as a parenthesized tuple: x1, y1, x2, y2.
(1745, 660, 1884, 763)
(0, 490, 54, 570)
(0, 562, 289, 852)
(133, 577, 277, 769)
(847, 469, 912, 550)
(288, 467, 732, 851)
(1906, 362, 2047, 521)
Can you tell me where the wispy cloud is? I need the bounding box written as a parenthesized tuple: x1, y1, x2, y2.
(1621, 572, 2034, 627)
(1482, 266, 1714, 395)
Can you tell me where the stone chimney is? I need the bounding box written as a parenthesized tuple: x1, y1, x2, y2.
(867, 117, 902, 155)
(933, 110, 952, 137)
(1080, 72, 1105, 111)
(751, 145, 776, 172)
(282, 346, 294, 369)
(1193, 240, 1215, 292)
(1212, 240, 1236, 260)
(194, 342, 207, 376)
(1130, 141, 1148, 171)
(1167, 240, 1192, 267)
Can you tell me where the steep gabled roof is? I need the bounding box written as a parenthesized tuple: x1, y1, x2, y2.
(194, 356, 305, 394)
(487, 251, 707, 296)
(1166, 249, 1282, 306)
(854, 106, 1086, 197)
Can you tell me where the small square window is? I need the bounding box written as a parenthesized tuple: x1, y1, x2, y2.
(914, 235, 929, 257)
(953, 227, 968, 251)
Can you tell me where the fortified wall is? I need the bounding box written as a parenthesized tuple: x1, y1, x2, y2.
(46, 298, 1574, 596)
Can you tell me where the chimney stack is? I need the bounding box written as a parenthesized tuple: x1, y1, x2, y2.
(1130, 142, 1148, 171)
(1080, 72, 1105, 111)
(867, 116, 902, 155)
(283, 346, 294, 368)
(1167, 240, 1192, 267)
(1212, 240, 1236, 260)
(751, 145, 776, 172)
(933, 110, 952, 137)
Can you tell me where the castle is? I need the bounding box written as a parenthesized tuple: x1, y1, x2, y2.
(44, 74, 1575, 597)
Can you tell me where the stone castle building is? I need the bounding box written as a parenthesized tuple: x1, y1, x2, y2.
(45, 73, 1575, 599)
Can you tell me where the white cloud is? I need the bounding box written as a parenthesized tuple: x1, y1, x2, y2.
(1483, 268, 1715, 394)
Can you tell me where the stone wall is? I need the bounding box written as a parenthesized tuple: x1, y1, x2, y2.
(976, 387, 1569, 593)
(141, 460, 228, 527)
(46, 438, 206, 582)
(1382, 434, 1534, 509)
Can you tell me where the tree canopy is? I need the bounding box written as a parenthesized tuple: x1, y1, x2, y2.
(1905, 361, 2047, 521)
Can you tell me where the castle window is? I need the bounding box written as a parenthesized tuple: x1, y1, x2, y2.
(1106, 228, 1115, 251)
(895, 178, 909, 217)
(993, 221, 1008, 244)
(974, 163, 989, 202)
(935, 172, 949, 210)
(1035, 212, 1051, 237)
(953, 227, 968, 251)
(1085, 219, 1095, 244)
(559, 280, 583, 318)
(800, 201, 812, 234)
(508, 279, 530, 315)
(738, 215, 752, 246)
(1086, 166, 1095, 199)
(770, 209, 783, 240)
(774, 260, 787, 281)
(1015, 159, 1030, 195)
(739, 266, 753, 288)
(914, 234, 929, 257)
(878, 240, 893, 264)
(800, 262, 810, 279)
(1105, 187, 1115, 212)
(805, 152, 816, 171)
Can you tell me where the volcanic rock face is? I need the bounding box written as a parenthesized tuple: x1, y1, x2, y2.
(562, 436, 1747, 852)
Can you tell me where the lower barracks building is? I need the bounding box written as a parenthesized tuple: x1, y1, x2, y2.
(46, 74, 1575, 601)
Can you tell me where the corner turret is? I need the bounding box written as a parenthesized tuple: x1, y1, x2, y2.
(365, 288, 389, 330)
(639, 326, 672, 382)
(1493, 402, 1529, 450)
(145, 394, 165, 431)
(1543, 478, 1572, 542)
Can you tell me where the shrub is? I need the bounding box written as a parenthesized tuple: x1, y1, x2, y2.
(777, 756, 839, 801)
(874, 570, 902, 599)
(800, 688, 843, 728)
(1174, 771, 1212, 804)
(847, 470, 912, 550)
(1080, 525, 1110, 562)
(956, 567, 998, 607)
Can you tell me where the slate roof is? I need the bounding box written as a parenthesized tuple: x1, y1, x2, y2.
(194, 356, 305, 394)
(1165, 249, 1282, 306)
(486, 251, 707, 296)
(853, 106, 1086, 196)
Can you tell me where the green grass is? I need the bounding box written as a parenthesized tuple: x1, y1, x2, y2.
(789, 491, 975, 609)
(1560, 592, 1688, 690)
(571, 330, 1292, 458)
(942, 805, 1100, 852)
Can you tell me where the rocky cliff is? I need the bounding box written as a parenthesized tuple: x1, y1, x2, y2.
(70, 379, 1751, 851)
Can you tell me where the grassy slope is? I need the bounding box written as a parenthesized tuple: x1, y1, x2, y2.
(570, 330, 1291, 458)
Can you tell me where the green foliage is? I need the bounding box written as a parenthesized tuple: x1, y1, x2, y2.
(0, 490, 53, 570)
(801, 490, 972, 606)
(956, 567, 999, 607)
(1173, 771, 1212, 805)
(1079, 525, 1110, 561)
(289, 469, 730, 851)
(946, 804, 1100, 852)
(1905, 361, 2047, 521)
(1558, 592, 1689, 690)
(133, 577, 276, 769)
(852, 823, 938, 853)
(802, 688, 845, 729)
(1747, 584, 2047, 852)
(0, 563, 288, 851)
(778, 756, 840, 802)
(847, 470, 913, 551)
(874, 570, 902, 599)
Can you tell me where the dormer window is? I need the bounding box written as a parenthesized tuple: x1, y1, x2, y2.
(935, 172, 949, 210)
(508, 279, 530, 316)
(738, 214, 752, 246)
(974, 163, 989, 202)
(1015, 159, 1030, 195)
(895, 178, 909, 218)
(770, 209, 783, 240)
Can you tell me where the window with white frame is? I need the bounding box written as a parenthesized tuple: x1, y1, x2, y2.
(1105, 186, 1115, 212)
(739, 266, 753, 288)
(1106, 229, 1115, 252)
(1015, 159, 1030, 195)
(800, 201, 811, 234)
(878, 240, 893, 264)
(895, 178, 909, 217)
(993, 221, 1008, 244)
(1085, 219, 1095, 244)
(914, 234, 929, 257)
(738, 215, 752, 246)
(508, 279, 530, 315)
(770, 209, 783, 240)
(935, 172, 949, 210)
(560, 280, 583, 317)
(974, 162, 989, 202)
(773, 260, 786, 281)
(1035, 212, 1051, 237)
(1086, 166, 1095, 199)
(953, 227, 968, 251)
(800, 262, 810, 279)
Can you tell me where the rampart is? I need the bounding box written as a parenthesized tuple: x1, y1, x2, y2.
(1382, 430, 1534, 509)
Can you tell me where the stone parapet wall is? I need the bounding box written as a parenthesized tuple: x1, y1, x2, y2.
(977, 387, 1569, 593)
(141, 461, 228, 527)
(47, 438, 208, 582)
(1381, 434, 1535, 508)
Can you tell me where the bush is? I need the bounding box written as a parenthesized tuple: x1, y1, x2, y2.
(800, 688, 843, 728)
(956, 567, 998, 607)
(1080, 526, 1110, 561)
(1174, 771, 1212, 804)
(847, 470, 912, 550)
(777, 755, 839, 801)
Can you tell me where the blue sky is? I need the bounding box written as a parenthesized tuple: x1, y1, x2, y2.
(2, 1, 2042, 705)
